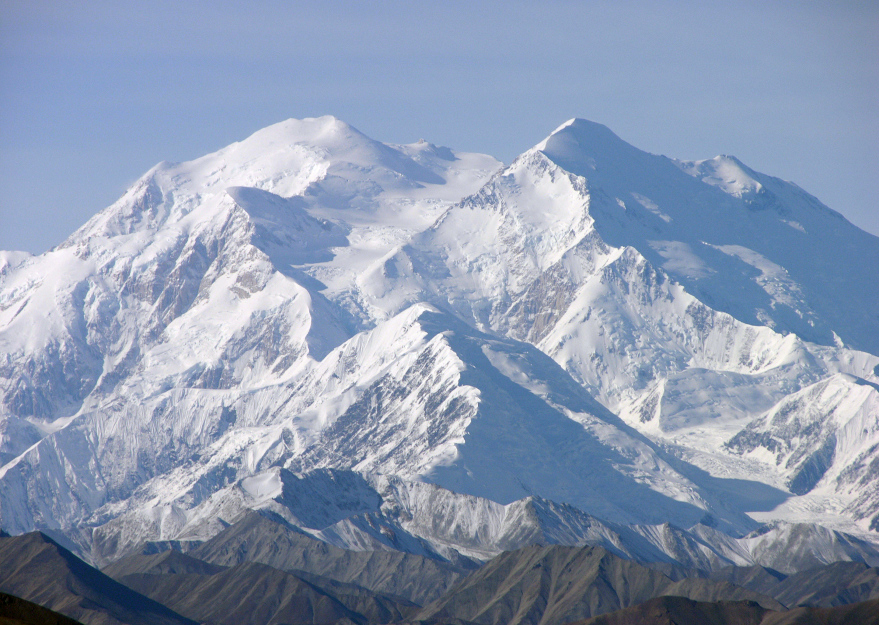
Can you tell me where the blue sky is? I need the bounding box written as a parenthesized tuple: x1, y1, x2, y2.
(2, 1, 877, 253)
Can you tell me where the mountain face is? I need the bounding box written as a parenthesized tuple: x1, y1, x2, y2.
(568, 596, 879, 625)
(113, 560, 415, 625)
(5, 526, 878, 625)
(0, 532, 194, 625)
(1, 115, 878, 573)
(412, 543, 784, 625)
(0, 591, 87, 625)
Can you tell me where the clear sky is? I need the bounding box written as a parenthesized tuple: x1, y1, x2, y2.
(2, 0, 877, 254)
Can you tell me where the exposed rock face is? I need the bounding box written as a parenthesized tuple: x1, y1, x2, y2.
(567, 596, 879, 625)
(187, 512, 473, 605)
(3, 523, 879, 625)
(0, 592, 86, 625)
(568, 596, 769, 625)
(414, 544, 783, 625)
(0, 532, 194, 625)
(115, 561, 415, 625)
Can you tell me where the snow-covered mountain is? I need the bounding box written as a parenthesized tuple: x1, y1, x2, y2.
(1, 115, 878, 568)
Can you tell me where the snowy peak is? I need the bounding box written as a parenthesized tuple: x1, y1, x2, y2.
(534, 118, 641, 178)
(3, 115, 879, 572)
(247, 115, 359, 147)
(241, 115, 445, 185)
(63, 116, 482, 252)
(521, 118, 879, 355)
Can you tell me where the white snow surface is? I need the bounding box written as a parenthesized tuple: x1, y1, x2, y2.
(2, 116, 879, 568)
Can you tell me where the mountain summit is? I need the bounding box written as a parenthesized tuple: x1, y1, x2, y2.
(535, 118, 879, 354)
(1, 117, 878, 569)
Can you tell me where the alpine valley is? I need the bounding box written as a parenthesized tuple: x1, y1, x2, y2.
(2, 116, 879, 624)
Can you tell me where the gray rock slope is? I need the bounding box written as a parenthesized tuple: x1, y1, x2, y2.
(414, 544, 784, 625)
(0, 532, 194, 625)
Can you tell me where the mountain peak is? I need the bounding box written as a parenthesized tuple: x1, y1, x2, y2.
(533, 118, 639, 178)
(257, 115, 359, 143)
(548, 117, 616, 137)
(4, 115, 879, 576)
(235, 115, 372, 159)
(537, 118, 620, 150)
